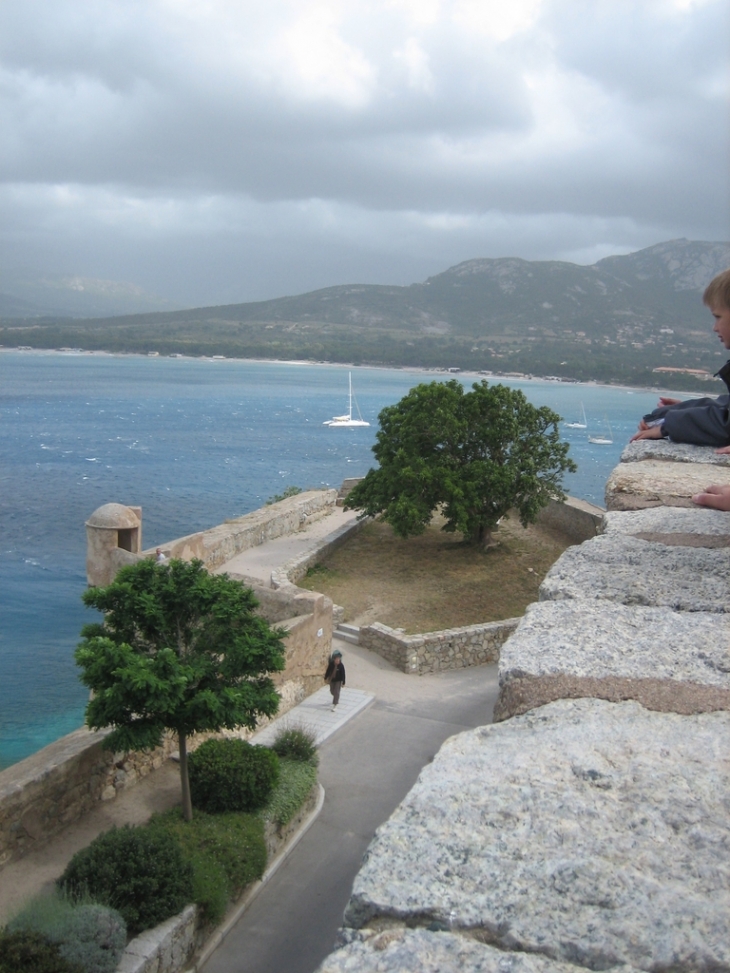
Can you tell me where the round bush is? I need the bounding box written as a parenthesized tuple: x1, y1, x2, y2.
(58, 825, 193, 937)
(0, 930, 82, 973)
(189, 739, 280, 813)
(57, 905, 127, 973)
(270, 727, 318, 765)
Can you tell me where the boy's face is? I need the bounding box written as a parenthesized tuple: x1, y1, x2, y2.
(712, 305, 730, 349)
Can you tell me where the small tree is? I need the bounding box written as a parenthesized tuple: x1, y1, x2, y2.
(76, 558, 286, 821)
(345, 380, 576, 546)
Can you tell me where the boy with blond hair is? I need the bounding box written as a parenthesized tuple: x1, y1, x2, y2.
(631, 267, 730, 448)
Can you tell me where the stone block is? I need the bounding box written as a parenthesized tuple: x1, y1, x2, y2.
(600, 507, 730, 547)
(316, 928, 636, 973)
(344, 699, 730, 972)
(605, 460, 730, 510)
(620, 440, 730, 466)
(495, 601, 730, 720)
(539, 534, 730, 612)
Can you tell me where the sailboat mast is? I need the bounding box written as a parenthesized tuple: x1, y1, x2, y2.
(348, 372, 352, 420)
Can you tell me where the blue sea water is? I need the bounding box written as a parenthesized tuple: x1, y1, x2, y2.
(0, 351, 665, 770)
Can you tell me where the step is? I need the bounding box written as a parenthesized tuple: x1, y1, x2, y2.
(335, 624, 360, 644)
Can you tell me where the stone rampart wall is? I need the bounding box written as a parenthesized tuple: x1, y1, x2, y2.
(148, 489, 338, 571)
(0, 573, 330, 867)
(359, 619, 520, 675)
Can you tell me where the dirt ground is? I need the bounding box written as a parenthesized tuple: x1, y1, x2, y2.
(297, 514, 574, 634)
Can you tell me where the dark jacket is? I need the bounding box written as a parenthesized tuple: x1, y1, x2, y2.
(644, 361, 730, 447)
(324, 659, 346, 684)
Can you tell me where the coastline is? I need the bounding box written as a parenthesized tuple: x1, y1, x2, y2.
(0, 345, 693, 399)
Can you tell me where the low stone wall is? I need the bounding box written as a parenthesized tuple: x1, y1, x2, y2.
(271, 515, 369, 588)
(119, 785, 321, 973)
(149, 490, 338, 571)
(359, 619, 520, 675)
(535, 496, 603, 543)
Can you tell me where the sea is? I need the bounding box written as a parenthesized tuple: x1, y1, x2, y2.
(0, 350, 666, 771)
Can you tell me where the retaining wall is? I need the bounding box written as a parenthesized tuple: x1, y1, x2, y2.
(359, 619, 520, 675)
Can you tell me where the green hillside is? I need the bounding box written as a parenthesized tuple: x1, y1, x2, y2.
(2, 239, 728, 389)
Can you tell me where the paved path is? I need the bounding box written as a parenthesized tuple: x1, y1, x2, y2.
(217, 507, 359, 586)
(201, 637, 499, 973)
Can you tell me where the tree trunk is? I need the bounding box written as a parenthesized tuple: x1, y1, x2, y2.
(179, 730, 193, 822)
(474, 524, 493, 547)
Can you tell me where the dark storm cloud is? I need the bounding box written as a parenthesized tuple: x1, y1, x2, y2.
(0, 0, 727, 306)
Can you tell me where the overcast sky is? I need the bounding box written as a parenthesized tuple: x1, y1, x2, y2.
(1, 0, 728, 308)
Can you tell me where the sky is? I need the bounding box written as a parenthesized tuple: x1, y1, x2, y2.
(0, 0, 728, 310)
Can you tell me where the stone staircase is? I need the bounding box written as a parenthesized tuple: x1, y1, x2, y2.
(334, 622, 360, 645)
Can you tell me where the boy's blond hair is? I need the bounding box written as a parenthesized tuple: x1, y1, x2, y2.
(703, 268, 730, 309)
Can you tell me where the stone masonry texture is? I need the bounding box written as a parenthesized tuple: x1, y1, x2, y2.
(600, 506, 730, 547)
(539, 533, 730, 612)
(494, 601, 730, 721)
(605, 459, 730, 510)
(317, 928, 643, 973)
(343, 698, 730, 973)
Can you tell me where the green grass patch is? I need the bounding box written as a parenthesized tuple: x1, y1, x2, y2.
(148, 809, 266, 926)
(304, 563, 338, 581)
(261, 758, 318, 829)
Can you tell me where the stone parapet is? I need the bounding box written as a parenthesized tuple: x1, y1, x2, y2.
(359, 619, 519, 676)
(320, 929, 621, 973)
(539, 533, 730, 612)
(341, 699, 730, 973)
(148, 489, 338, 571)
(495, 601, 730, 721)
(620, 439, 730, 465)
(605, 458, 730, 509)
(600, 505, 730, 546)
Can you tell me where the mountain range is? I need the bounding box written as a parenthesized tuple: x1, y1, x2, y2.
(2, 239, 729, 388)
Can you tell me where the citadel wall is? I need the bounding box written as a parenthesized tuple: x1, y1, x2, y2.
(315, 441, 730, 973)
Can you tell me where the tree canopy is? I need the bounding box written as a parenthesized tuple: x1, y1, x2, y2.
(344, 379, 576, 545)
(76, 558, 286, 820)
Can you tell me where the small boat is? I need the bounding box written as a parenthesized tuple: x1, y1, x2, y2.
(323, 372, 370, 428)
(564, 403, 588, 429)
(588, 419, 613, 445)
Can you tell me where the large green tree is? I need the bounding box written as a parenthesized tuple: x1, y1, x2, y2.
(345, 379, 576, 546)
(76, 558, 286, 821)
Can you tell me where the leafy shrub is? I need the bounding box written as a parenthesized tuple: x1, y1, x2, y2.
(57, 825, 193, 937)
(0, 929, 83, 973)
(189, 739, 280, 813)
(8, 891, 126, 973)
(261, 759, 318, 828)
(149, 808, 267, 926)
(270, 726, 318, 766)
(56, 905, 127, 973)
(266, 485, 302, 505)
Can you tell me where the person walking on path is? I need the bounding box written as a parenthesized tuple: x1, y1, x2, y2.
(324, 649, 346, 712)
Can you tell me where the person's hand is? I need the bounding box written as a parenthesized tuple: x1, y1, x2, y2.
(637, 419, 650, 431)
(658, 397, 682, 406)
(630, 426, 664, 442)
(714, 445, 730, 454)
(691, 484, 730, 511)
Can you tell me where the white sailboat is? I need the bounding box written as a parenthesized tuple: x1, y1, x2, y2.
(588, 418, 613, 445)
(564, 403, 588, 429)
(323, 372, 370, 428)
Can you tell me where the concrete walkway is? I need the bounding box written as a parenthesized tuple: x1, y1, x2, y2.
(200, 637, 499, 973)
(216, 506, 359, 586)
